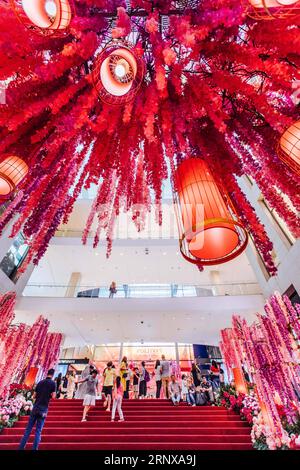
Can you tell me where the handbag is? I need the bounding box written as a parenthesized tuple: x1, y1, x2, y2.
(196, 392, 207, 406)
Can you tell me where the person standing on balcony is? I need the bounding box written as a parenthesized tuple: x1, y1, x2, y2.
(160, 355, 170, 399)
(19, 369, 56, 451)
(109, 281, 117, 298)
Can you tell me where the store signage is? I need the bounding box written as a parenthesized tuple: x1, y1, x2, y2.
(59, 359, 89, 365)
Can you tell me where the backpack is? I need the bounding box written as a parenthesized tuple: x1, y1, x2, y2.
(144, 369, 150, 383)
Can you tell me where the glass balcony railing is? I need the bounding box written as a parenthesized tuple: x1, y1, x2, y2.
(22, 282, 262, 298)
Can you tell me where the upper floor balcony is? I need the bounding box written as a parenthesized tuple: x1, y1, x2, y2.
(23, 282, 262, 298)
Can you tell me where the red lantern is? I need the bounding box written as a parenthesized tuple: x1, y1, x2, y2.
(246, 0, 300, 19)
(92, 41, 145, 106)
(278, 121, 300, 175)
(174, 158, 248, 266)
(10, 0, 73, 36)
(0, 155, 28, 198)
(232, 367, 248, 395)
(24, 367, 39, 387)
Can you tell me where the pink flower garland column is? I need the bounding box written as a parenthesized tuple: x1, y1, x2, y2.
(222, 292, 300, 449)
(0, 292, 16, 338)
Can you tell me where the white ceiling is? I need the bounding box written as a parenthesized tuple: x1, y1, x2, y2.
(15, 295, 264, 347)
(26, 240, 258, 289)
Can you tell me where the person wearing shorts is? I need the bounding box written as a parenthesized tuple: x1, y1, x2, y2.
(102, 362, 116, 412)
(78, 370, 99, 422)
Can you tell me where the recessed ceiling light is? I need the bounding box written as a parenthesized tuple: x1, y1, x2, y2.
(162, 252, 167, 255)
(120, 253, 124, 256)
(79, 317, 83, 321)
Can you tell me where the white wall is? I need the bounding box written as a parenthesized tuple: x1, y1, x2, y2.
(238, 176, 300, 297)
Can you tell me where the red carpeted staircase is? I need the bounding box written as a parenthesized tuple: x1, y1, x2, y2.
(0, 399, 252, 450)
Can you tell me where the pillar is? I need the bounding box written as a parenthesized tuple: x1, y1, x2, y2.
(65, 272, 82, 298)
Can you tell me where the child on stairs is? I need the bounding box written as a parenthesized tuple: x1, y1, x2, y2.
(111, 376, 125, 422)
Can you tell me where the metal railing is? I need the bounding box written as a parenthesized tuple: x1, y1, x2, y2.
(22, 282, 262, 298)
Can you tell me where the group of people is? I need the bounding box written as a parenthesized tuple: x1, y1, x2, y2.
(54, 371, 76, 399)
(56, 358, 224, 406)
(18, 359, 224, 450)
(154, 359, 223, 406)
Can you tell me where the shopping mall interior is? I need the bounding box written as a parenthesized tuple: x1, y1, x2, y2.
(0, 0, 300, 454)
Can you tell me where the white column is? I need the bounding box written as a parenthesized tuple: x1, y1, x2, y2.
(65, 272, 82, 298)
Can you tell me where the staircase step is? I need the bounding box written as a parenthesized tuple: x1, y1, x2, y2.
(0, 442, 253, 450)
(0, 399, 251, 450)
(2, 426, 250, 436)
(0, 434, 251, 443)
(13, 420, 248, 428)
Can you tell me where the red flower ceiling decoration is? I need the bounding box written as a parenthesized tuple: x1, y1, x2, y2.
(0, 0, 299, 275)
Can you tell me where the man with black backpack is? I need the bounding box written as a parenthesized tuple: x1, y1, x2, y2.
(19, 368, 56, 450)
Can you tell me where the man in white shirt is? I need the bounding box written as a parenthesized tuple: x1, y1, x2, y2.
(160, 355, 170, 399)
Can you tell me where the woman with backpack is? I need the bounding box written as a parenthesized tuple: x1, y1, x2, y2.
(139, 361, 149, 398)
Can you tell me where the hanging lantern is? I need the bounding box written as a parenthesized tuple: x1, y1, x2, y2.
(232, 367, 248, 395)
(174, 158, 248, 266)
(0, 156, 28, 198)
(92, 41, 145, 106)
(278, 120, 300, 175)
(10, 0, 73, 36)
(246, 0, 300, 19)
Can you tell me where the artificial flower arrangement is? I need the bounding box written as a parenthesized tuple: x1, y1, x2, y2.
(0, 394, 33, 433)
(9, 383, 34, 400)
(216, 384, 258, 424)
(251, 413, 290, 451)
(217, 384, 300, 450)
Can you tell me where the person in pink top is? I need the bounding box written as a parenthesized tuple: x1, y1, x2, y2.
(111, 376, 125, 422)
